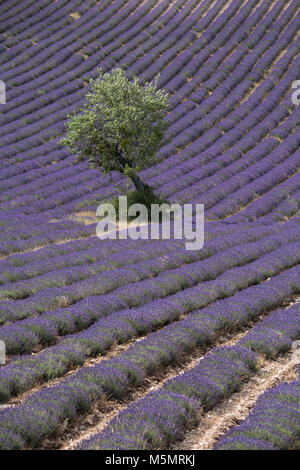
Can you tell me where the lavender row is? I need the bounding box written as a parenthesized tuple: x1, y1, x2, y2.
(0, 217, 292, 285)
(227, 164, 300, 223)
(171, 107, 298, 206)
(167, 57, 300, 203)
(0, 239, 181, 286)
(1, 251, 300, 402)
(2, 283, 300, 449)
(0, 0, 284, 209)
(215, 376, 300, 450)
(1, 0, 191, 113)
(0, 0, 221, 185)
(2, 0, 195, 84)
(1, 229, 300, 325)
(0, 221, 96, 257)
(77, 302, 300, 450)
(1, 219, 297, 299)
(0, 223, 296, 353)
(162, 60, 300, 200)
(0, 0, 290, 198)
(206, 146, 300, 220)
(0, 0, 264, 153)
(0, 217, 276, 281)
(144, 8, 295, 183)
(146, 0, 296, 162)
(0, 218, 240, 268)
(263, 187, 300, 223)
(76, 26, 296, 214)
(0, 0, 258, 154)
(0, 0, 55, 29)
(0, 0, 202, 137)
(1, 31, 290, 187)
(0, 0, 229, 163)
(1, 0, 143, 80)
(0, 0, 113, 65)
(79, 346, 258, 450)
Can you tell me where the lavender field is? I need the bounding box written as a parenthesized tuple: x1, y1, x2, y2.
(0, 0, 300, 452)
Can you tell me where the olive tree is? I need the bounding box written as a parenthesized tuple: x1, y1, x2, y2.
(60, 68, 169, 192)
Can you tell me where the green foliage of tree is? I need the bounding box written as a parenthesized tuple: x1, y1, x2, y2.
(60, 68, 170, 191)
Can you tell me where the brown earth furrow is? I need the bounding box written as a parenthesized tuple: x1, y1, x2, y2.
(59, 296, 300, 450)
(175, 352, 299, 451)
(38, 329, 249, 450)
(5, 294, 300, 407)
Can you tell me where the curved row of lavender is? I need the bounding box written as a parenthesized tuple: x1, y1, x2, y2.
(214, 369, 300, 449)
(78, 302, 300, 450)
(0, 0, 299, 450)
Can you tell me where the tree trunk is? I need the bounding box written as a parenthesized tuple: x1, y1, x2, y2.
(130, 173, 149, 192)
(114, 145, 149, 192)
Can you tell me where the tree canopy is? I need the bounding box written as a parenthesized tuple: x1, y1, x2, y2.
(60, 68, 170, 191)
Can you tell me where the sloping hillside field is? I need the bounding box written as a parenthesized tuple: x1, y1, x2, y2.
(0, 0, 300, 452)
